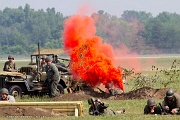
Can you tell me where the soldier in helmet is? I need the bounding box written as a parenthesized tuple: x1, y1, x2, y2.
(144, 98, 162, 115)
(3, 55, 17, 72)
(162, 89, 180, 114)
(52, 55, 60, 64)
(45, 57, 60, 98)
(88, 97, 125, 116)
(0, 88, 15, 102)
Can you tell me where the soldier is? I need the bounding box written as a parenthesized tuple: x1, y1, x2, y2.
(88, 97, 125, 116)
(3, 55, 17, 72)
(40, 55, 47, 72)
(0, 88, 15, 102)
(162, 89, 180, 114)
(144, 98, 162, 115)
(45, 57, 60, 98)
(52, 55, 60, 64)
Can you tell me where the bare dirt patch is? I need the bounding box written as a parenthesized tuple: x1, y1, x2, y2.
(0, 106, 54, 117)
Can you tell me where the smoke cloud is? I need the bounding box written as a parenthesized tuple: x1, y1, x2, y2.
(63, 15, 124, 91)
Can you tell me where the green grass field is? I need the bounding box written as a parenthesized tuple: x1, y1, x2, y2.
(0, 55, 180, 120)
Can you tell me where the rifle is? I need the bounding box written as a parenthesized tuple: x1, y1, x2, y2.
(159, 103, 167, 115)
(90, 98, 100, 115)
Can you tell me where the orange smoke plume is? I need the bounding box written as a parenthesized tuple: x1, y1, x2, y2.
(63, 15, 124, 91)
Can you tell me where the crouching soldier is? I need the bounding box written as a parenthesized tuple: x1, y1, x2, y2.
(162, 89, 180, 115)
(0, 88, 15, 102)
(144, 98, 162, 115)
(88, 97, 125, 116)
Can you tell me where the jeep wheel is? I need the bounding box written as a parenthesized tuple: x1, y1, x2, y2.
(9, 85, 22, 99)
(57, 84, 64, 94)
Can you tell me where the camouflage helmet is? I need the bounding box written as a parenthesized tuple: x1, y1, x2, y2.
(147, 98, 156, 106)
(8, 55, 14, 60)
(88, 97, 95, 104)
(41, 55, 47, 60)
(45, 56, 52, 62)
(166, 89, 174, 97)
(0, 88, 9, 95)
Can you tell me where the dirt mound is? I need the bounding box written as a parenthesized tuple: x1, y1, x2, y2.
(0, 106, 70, 118)
(53, 87, 169, 101)
(0, 106, 57, 117)
(110, 87, 167, 100)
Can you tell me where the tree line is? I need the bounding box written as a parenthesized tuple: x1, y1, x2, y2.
(0, 4, 180, 55)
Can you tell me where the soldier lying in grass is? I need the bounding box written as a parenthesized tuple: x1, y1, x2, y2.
(88, 97, 125, 116)
(144, 98, 162, 115)
(0, 88, 15, 102)
(162, 89, 180, 115)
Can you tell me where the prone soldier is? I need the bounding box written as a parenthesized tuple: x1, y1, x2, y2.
(162, 89, 180, 114)
(88, 97, 125, 116)
(0, 88, 15, 102)
(144, 98, 162, 115)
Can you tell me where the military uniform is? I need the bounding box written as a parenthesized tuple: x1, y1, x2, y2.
(0, 95, 15, 102)
(88, 98, 124, 116)
(40, 62, 46, 72)
(40, 55, 47, 72)
(52, 55, 60, 64)
(3, 61, 17, 72)
(144, 105, 162, 115)
(163, 93, 180, 114)
(52, 59, 60, 64)
(3, 55, 17, 72)
(45, 61, 60, 97)
(0, 88, 15, 102)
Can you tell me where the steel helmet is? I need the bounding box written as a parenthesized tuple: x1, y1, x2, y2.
(45, 57, 52, 62)
(0, 88, 9, 95)
(147, 98, 156, 106)
(166, 89, 174, 97)
(8, 55, 14, 60)
(88, 97, 95, 104)
(41, 55, 47, 60)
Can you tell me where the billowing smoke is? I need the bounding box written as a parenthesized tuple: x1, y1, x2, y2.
(63, 15, 124, 91)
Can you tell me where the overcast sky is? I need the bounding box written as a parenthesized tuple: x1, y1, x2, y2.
(0, 0, 180, 17)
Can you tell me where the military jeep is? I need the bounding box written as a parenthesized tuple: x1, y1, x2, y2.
(0, 53, 73, 99)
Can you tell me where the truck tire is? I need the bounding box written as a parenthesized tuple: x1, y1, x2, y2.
(9, 85, 22, 99)
(57, 84, 64, 94)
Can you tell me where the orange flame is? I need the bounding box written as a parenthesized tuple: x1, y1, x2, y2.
(63, 15, 124, 90)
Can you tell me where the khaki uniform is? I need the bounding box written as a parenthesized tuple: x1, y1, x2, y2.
(45, 63, 60, 97)
(144, 105, 162, 115)
(163, 93, 180, 114)
(3, 61, 17, 72)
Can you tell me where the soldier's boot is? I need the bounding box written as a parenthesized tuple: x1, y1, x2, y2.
(116, 108, 125, 114)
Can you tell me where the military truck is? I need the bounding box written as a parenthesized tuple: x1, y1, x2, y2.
(0, 53, 75, 99)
